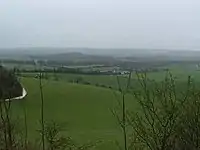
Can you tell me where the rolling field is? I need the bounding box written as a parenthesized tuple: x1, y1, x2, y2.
(11, 77, 137, 150)
(8, 63, 200, 149)
(21, 72, 131, 89)
(132, 63, 200, 81)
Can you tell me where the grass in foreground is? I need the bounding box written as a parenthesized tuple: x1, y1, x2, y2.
(11, 77, 136, 150)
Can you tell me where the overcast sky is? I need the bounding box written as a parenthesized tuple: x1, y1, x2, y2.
(0, 0, 200, 50)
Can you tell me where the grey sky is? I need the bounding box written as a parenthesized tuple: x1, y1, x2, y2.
(0, 0, 200, 50)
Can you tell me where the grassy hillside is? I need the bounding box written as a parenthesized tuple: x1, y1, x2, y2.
(11, 78, 136, 150)
(6, 63, 200, 149)
(21, 72, 131, 89)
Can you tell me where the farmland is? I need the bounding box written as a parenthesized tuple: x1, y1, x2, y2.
(11, 77, 137, 150)
(2, 55, 200, 150)
(7, 61, 200, 149)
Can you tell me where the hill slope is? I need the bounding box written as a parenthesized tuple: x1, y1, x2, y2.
(11, 78, 136, 150)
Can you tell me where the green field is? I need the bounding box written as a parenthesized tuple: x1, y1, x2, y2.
(11, 77, 137, 150)
(8, 63, 200, 149)
(21, 72, 131, 89)
(131, 63, 200, 81)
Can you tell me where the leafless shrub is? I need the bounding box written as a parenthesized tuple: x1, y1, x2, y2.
(127, 72, 193, 150)
(111, 72, 132, 150)
(37, 120, 102, 150)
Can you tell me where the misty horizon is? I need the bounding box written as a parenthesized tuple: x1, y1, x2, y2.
(1, 0, 200, 50)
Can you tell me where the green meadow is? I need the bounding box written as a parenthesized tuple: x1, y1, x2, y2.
(9, 63, 200, 149)
(11, 77, 137, 150)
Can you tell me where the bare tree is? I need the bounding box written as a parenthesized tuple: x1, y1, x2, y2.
(111, 72, 132, 150)
(39, 71, 45, 150)
(176, 78, 200, 149)
(127, 72, 192, 150)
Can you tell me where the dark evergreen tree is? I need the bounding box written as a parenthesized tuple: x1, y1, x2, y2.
(0, 66, 23, 99)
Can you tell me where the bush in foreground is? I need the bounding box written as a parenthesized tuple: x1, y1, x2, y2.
(113, 72, 200, 150)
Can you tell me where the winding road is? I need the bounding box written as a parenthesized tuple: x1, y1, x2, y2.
(5, 87, 27, 101)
